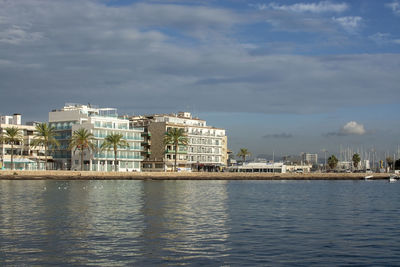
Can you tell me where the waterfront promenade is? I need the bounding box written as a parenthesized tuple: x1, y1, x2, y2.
(0, 170, 390, 180)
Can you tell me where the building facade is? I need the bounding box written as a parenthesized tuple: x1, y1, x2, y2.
(301, 153, 318, 165)
(228, 162, 287, 173)
(130, 112, 228, 172)
(49, 104, 143, 171)
(0, 114, 47, 170)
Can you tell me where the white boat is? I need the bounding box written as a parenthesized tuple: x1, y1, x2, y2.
(364, 175, 373, 180)
(389, 174, 398, 183)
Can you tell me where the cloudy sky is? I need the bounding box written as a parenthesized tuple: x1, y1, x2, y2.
(1, 0, 399, 158)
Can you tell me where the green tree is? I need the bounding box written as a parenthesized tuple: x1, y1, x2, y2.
(327, 155, 338, 170)
(101, 133, 129, 172)
(30, 123, 59, 170)
(164, 128, 188, 172)
(352, 153, 361, 169)
(68, 128, 96, 171)
(0, 127, 23, 170)
(237, 148, 251, 163)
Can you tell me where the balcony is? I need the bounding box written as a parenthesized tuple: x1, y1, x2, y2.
(165, 149, 187, 154)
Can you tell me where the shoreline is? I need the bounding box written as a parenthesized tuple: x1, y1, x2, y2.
(0, 170, 390, 180)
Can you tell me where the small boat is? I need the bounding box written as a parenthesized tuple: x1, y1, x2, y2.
(389, 174, 399, 183)
(364, 175, 373, 180)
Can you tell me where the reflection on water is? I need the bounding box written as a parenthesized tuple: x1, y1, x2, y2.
(1, 180, 400, 266)
(0, 180, 230, 266)
(0, 180, 146, 266)
(140, 181, 229, 265)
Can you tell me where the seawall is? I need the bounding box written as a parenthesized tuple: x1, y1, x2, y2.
(0, 170, 390, 180)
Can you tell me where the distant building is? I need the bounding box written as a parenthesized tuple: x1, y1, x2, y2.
(1, 113, 21, 125)
(282, 154, 302, 164)
(49, 103, 143, 171)
(284, 164, 312, 173)
(0, 114, 47, 170)
(228, 162, 286, 173)
(130, 112, 228, 172)
(301, 153, 318, 165)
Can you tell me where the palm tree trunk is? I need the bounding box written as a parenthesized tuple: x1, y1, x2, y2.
(81, 148, 84, 171)
(11, 143, 14, 170)
(174, 143, 178, 172)
(36, 149, 40, 170)
(45, 142, 48, 171)
(114, 145, 118, 172)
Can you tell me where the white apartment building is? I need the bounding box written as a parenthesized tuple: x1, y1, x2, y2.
(0, 114, 47, 170)
(301, 153, 318, 165)
(49, 104, 143, 172)
(131, 112, 228, 172)
(1, 114, 22, 125)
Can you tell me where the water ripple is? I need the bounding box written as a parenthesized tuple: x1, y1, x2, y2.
(0, 180, 399, 266)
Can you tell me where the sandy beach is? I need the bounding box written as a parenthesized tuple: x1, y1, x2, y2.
(0, 170, 390, 180)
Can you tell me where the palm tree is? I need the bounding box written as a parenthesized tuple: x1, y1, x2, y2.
(68, 128, 96, 171)
(164, 128, 188, 172)
(101, 133, 129, 172)
(1, 127, 23, 170)
(30, 123, 59, 170)
(386, 157, 394, 172)
(237, 148, 251, 163)
(327, 155, 338, 170)
(352, 153, 361, 170)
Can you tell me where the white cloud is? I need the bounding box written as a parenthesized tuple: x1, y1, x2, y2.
(369, 32, 392, 44)
(332, 16, 362, 33)
(386, 1, 400, 15)
(341, 121, 366, 135)
(256, 1, 348, 13)
(0, 0, 399, 120)
(369, 32, 400, 45)
(326, 121, 367, 136)
(0, 25, 43, 45)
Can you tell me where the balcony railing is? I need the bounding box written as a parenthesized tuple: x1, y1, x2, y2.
(165, 149, 188, 154)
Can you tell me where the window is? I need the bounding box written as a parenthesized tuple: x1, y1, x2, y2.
(143, 163, 153, 168)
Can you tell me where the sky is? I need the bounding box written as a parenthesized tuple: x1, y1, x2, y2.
(0, 0, 399, 159)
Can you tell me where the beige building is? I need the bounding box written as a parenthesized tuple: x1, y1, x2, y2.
(0, 114, 48, 170)
(130, 112, 228, 172)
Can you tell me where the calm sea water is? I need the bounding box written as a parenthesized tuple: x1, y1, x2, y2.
(0, 180, 399, 266)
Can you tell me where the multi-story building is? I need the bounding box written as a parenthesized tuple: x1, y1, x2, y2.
(130, 112, 228, 172)
(301, 153, 318, 165)
(0, 114, 47, 170)
(49, 103, 143, 171)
